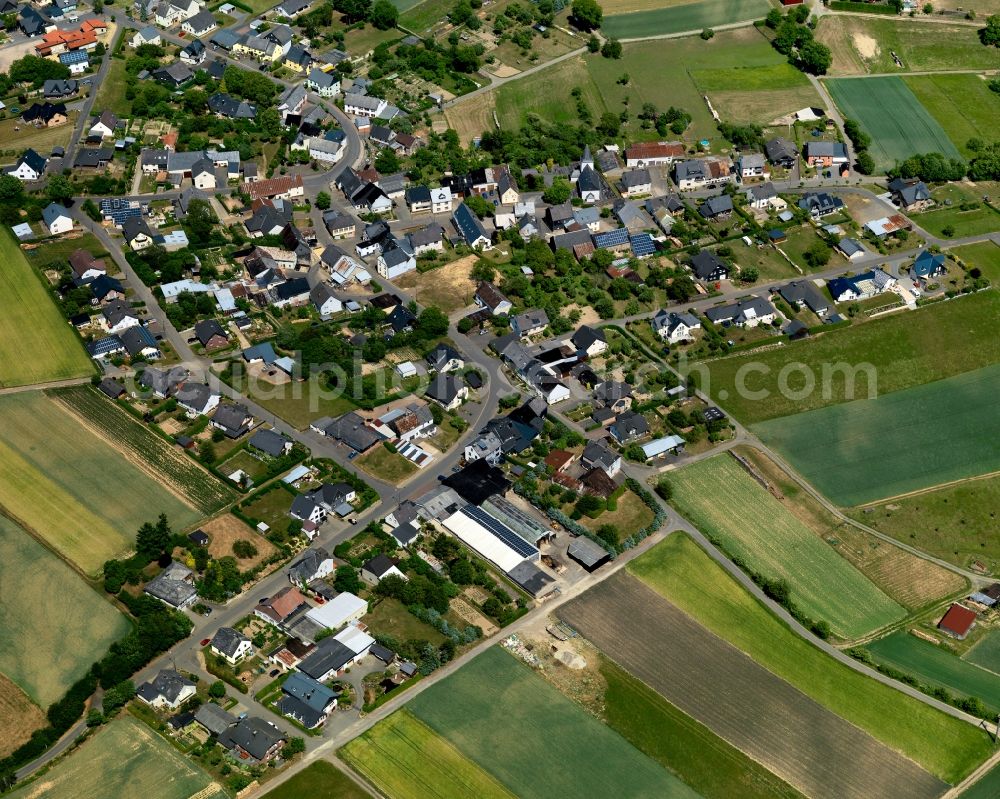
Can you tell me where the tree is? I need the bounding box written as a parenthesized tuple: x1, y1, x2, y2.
(418, 306, 450, 337)
(655, 478, 673, 501)
(541, 177, 572, 205)
(46, 174, 74, 204)
(370, 0, 399, 28)
(470, 258, 495, 282)
(765, 7, 782, 27)
(571, 0, 602, 29)
(334, 565, 363, 594)
(797, 40, 832, 75)
(587, 34, 600, 52)
(464, 193, 494, 218)
(700, 27, 714, 39)
(575, 495, 604, 516)
(315, 191, 331, 210)
(209, 680, 227, 699)
(136, 514, 172, 561)
(232, 539, 258, 559)
(803, 242, 831, 269)
(0, 174, 23, 202)
(597, 110, 620, 137)
(596, 523, 619, 546)
(981, 14, 1000, 46)
(855, 151, 875, 175)
(282, 738, 306, 759)
(600, 38, 622, 58)
(374, 147, 401, 174)
(740, 265, 759, 283)
(337, 0, 372, 22)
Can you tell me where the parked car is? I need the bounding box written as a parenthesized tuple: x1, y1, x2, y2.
(200, 638, 211, 646)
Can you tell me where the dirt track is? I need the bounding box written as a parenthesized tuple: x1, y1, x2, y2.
(558, 573, 947, 799)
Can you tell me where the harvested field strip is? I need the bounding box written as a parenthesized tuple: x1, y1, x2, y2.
(695, 289, 1000, 423)
(601, 0, 770, 38)
(964, 631, 1000, 675)
(0, 516, 128, 708)
(0, 673, 46, 758)
(627, 534, 993, 783)
(0, 392, 201, 573)
(868, 632, 1000, 713)
(600, 659, 805, 799)
(8, 717, 226, 799)
(668, 455, 903, 638)
(54, 386, 237, 514)
(754, 361, 1000, 507)
(341, 710, 516, 799)
(409, 647, 698, 799)
(560, 573, 946, 799)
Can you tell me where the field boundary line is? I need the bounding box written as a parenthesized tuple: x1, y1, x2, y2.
(0, 503, 104, 584)
(0, 377, 93, 395)
(855, 468, 1000, 508)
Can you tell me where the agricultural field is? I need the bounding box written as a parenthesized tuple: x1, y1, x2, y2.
(867, 631, 1000, 713)
(825, 77, 960, 171)
(667, 455, 903, 638)
(692, 62, 821, 126)
(56, 386, 237, 514)
(601, 0, 770, 39)
(9, 717, 226, 799)
(963, 761, 1000, 799)
(599, 659, 806, 799)
(965, 631, 1000, 674)
(851, 472, 1000, 571)
(0, 391, 210, 573)
(904, 74, 1000, 158)
(408, 647, 698, 798)
(341, 710, 517, 799)
(952, 241, 1000, 284)
(816, 16, 999, 76)
(736, 446, 967, 610)
(0, 516, 128, 708)
(0, 673, 46, 758)
(560, 573, 946, 799)
(694, 288, 1000, 423)
(0, 232, 93, 388)
(627, 534, 993, 784)
(754, 361, 1000, 506)
(263, 761, 371, 799)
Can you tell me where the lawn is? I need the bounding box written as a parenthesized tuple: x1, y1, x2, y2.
(851, 473, 1000, 572)
(0, 516, 129, 708)
(816, 16, 999, 76)
(754, 361, 1000, 506)
(9, 717, 225, 799)
(867, 631, 1000, 713)
(627, 534, 994, 784)
(0, 392, 204, 574)
(911, 202, 1000, 240)
(409, 647, 699, 798)
(722, 239, 799, 282)
(578, 489, 656, 542)
(244, 376, 357, 430)
(218, 448, 271, 483)
(693, 288, 1000, 423)
(601, 0, 770, 39)
(363, 597, 447, 645)
(398, 0, 453, 32)
(0, 231, 93, 388)
(600, 659, 805, 799)
(341, 710, 517, 799)
(262, 761, 371, 799)
(692, 62, 821, 126)
(667, 456, 903, 638)
(241, 485, 296, 537)
(356, 444, 418, 484)
(92, 56, 130, 115)
(343, 23, 401, 56)
(779, 224, 844, 272)
(951, 241, 1000, 284)
(965, 631, 1000, 675)
(825, 77, 960, 172)
(904, 74, 1000, 158)
(25, 232, 109, 271)
(0, 111, 78, 152)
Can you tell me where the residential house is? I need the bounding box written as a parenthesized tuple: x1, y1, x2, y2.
(151, 61, 194, 88)
(307, 137, 342, 163)
(102, 298, 140, 333)
(675, 158, 732, 190)
(305, 68, 340, 97)
(609, 410, 650, 444)
(426, 373, 467, 410)
(798, 191, 844, 219)
(276, 84, 307, 125)
(452, 202, 492, 249)
(745, 182, 783, 211)
(249, 428, 292, 457)
(475, 282, 512, 316)
(276, 673, 337, 729)
(144, 561, 198, 608)
(69, 248, 106, 281)
(651, 309, 701, 343)
(241, 175, 304, 202)
(620, 168, 652, 197)
(22, 102, 68, 127)
(288, 547, 334, 586)
(803, 141, 849, 169)
(180, 38, 207, 64)
(377, 245, 416, 279)
(42, 202, 73, 234)
(344, 92, 388, 117)
(217, 717, 286, 764)
(326, 411, 381, 453)
(210, 627, 253, 665)
(689, 249, 729, 282)
(764, 137, 797, 168)
(322, 210, 355, 239)
(212, 402, 254, 438)
(120, 326, 161, 360)
(311, 283, 342, 319)
(361, 554, 407, 584)
(207, 92, 256, 119)
(911, 250, 946, 284)
(408, 223, 444, 256)
(136, 670, 196, 710)
(88, 110, 119, 139)
(571, 325, 607, 357)
(778, 280, 831, 318)
(704, 296, 777, 328)
(736, 152, 769, 182)
(426, 343, 464, 373)
(131, 26, 161, 47)
(6, 148, 47, 181)
(181, 8, 215, 35)
(194, 703, 237, 737)
(512, 309, 549, 337)
(889, 177, 933, 212)
(624, 141, 685, 167)
(255, 585, 308, 627)
(175, 382, 220, 416)
(836, 237, 866, 261)
(699, 194, 733, 220)
(194, 318, 228, 351)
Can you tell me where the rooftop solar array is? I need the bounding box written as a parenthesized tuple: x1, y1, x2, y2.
(630, 233, 656, 257)
(593, 227, 629, 248)
(463, 505, 538, 559)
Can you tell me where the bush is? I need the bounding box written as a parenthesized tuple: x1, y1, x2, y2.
(232, 539, 258, 559)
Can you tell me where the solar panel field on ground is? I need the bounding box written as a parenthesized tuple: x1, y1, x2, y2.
(666, 456, 904, 637)
(825, 77, 961, 171)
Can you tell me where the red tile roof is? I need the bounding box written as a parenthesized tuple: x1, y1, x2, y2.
(241, 174, 303, 201)
(625, 141, 685, 161)
(938, 604, 976, 637)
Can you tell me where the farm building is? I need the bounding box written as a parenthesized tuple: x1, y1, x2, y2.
(305, 591, 367, 630)
(567, 536, 611, 572)
(442, 505, 540, 573)
(938, 604, 976, 639)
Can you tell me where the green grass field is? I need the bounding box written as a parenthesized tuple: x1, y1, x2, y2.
(904, 74, 1000, 158)
(0, 392, 203, 574)
(692, 62, 820, 125)
(755, 361, 1000, 506)
(0, 516, 128, 707)
(668, 456, 903, 638)
(0, 232, 93, 388)
(962, 760, 1000, 799)
(952, 241, 1000, 284)
(363, 598, 447, 645)
(694, 289, 1000, 424)
(602, 0, 769, 38)
(868, 632, 1000, 711)
(601, 659, 805, 799)
(826, 77, 961, 171)
(91, 57, 131, 116)
(9, 717, 225, 799)
(398, 0, 451, 31)
(244, 378, 358, 430)
(628, 534, 993, 784)
(341, 710, 517, 799)
(964, 631, 1000, 674)
(912, 202, 1000, 239)
(409, 647, 699, 798)
(263, 761, 371, 799)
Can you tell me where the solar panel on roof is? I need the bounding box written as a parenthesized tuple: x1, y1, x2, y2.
(593, 227, 629, 248)
(630, 234, 656, 257)
(462, 505, 538, 559)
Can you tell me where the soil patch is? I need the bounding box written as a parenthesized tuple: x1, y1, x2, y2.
(202, 513, 278, 571)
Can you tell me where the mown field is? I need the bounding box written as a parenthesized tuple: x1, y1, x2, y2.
(601, 0, 769, 38)
(599, 659, 805, 799)
(868, 632, 1000, 713)
(826, 77, 960, 171)
(816, 16, 999, 76)
(0, 516, 128, 708)
(627, 534, 993, 784)
(408, 647, 698, 798)
(695, 289, 1000, 423)
(0, 672, 46, 759)
(952, 241, 1000, 284)
(56, 386, 237, 513)
(964, 631, 1000, 674)
(0, 391, 203, 574)
(263, 761, 371, 799)
(341, 710, 516, 799)
(560, 573, 947, 799)
(755, 361, 1000, 506)
(904, 74, 1000, 158)
(692, 62, 821, 126)
(0, 231, 93, 388)
(667, 456, 903, 639)
(9, 717, 226, 799)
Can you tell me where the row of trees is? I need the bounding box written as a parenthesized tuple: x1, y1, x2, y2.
(765, 5, 832, 74)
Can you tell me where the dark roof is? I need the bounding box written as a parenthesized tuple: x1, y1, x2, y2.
(194, 318, 227, 346)
(212, 402, 252, 437)
(571, 325, 605, 351)
(362, 553, 397, 578)
(328, 411, 381, 452)
(567, 536, 611, 569)
(426, 372, 463, 405)
(210, 626, 250, 658)
(689, 249, 729, 280)
(298, 637, 356, 679)
(249, 428, 291, 457)
(137, 669, 194, 704)
(442, 459, 510, 505)
(218, 717, 285, 761)
(507, 560, 555, 597)
(274, 277, 310, 301)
